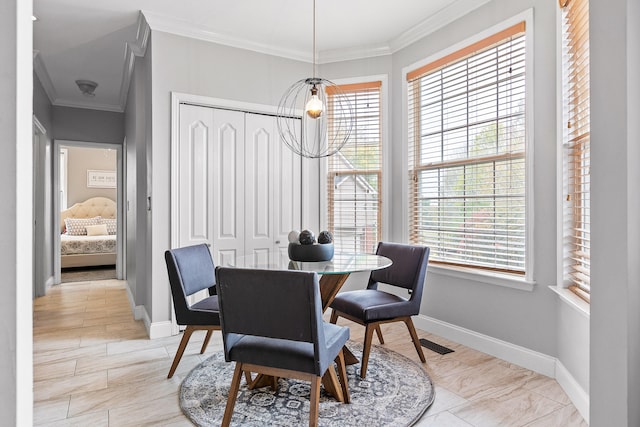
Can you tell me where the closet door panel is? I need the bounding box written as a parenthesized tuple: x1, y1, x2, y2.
(178, 104, 214, 248)
(244, 114, 275, 257)
(211, 109, 245, 264)
(275, 117, 302, 254)
(250, 128, 271, 239)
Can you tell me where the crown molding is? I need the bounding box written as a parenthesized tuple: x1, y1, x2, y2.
(52, 97, 124, 113)
(118, 12, 151, 110)
(33, 115, 47, 135)
(33, 50, 57, 104)
(318, 44, 392, 65)
(141, 1, 490, 66)
(142, 10, 312, 63)
(131, 12, 151, 57)
(389, 0, 493, 53)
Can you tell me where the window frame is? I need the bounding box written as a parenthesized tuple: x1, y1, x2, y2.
(320, 75, 389, 249)
(558, 0, 590, 303)
(402, 10, 535, 286)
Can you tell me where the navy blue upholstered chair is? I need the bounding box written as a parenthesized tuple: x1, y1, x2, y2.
(330, 242, 430, 378)
(164, 244, 220, 378)
(215, 267, 351, 427)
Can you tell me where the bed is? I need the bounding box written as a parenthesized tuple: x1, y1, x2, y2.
(60, 197, 117, 268)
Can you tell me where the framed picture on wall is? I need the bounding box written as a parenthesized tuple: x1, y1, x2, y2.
(87, 170, 116, 188)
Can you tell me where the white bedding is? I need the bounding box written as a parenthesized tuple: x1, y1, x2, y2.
(60, 234, 116, 255)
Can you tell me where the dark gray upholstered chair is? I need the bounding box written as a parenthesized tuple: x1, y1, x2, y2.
(215, 267, 351, 427)
(164, 244, 220, 379)
(330, 242, 430, 378)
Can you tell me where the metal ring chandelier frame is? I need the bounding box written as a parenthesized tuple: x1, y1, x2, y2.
(276, 0, 354, 159)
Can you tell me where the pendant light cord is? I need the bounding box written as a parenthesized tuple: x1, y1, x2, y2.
(312, 0, 316, 78)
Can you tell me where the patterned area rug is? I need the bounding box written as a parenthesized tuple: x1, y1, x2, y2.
(180, 341, 435, 427)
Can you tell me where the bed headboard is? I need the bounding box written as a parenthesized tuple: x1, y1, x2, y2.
(60, 197, 116, 232)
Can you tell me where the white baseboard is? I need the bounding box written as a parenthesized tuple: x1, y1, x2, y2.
(124, 282, 147, 321)
(126, 285, 173, 339)
(414, 315, 590, 422)
(556, 360, 590, 423)
(140, 306, 151, 334)
(134, 306, 146, 321)
(45, 276, 54, 291)
(124, 281, 137, 313)
(414, 315, 556, 377)
(149, 320, 174, 339)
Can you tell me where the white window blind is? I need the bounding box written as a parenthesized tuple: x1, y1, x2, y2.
(561, 0, 590, 302)
(327, 81, 382, 254)
(407, 22, 527, 274)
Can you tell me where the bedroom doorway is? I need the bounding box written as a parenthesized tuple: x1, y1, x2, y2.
(53, 140, 125, 284)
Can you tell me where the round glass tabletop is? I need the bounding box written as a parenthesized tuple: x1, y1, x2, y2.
(229, 251, 392, 275)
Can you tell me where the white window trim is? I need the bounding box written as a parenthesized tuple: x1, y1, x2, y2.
(430, 263, 535, 291)
(553, 2, 590, 316)
(319, 74, 390, 243)
(401, 9, 535, 286)
(549, 285, 590, 318)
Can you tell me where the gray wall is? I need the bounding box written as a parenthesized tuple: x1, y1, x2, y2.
(53, 105, 125, 144)
(125, 46, 153, 311)
(34, 72, 55, 296)
(148, 30, 314, 325)
(590, 0, 640, 425)
(34, 72, 53, 130)
(63, 146, 117, 207)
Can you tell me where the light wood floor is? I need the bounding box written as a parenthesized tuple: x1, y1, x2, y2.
(33, 279, 587, 427)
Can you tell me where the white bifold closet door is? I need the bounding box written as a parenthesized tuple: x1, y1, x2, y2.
(177, 103, 302, 267)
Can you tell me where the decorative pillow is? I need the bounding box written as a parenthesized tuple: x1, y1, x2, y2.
(64, 216, 102, 236)
(103, 218, 117, 235)
(85, 224, 108, 236)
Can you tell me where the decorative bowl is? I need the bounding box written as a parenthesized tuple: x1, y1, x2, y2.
(288, 242, 334, 262)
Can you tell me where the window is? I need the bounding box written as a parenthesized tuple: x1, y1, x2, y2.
(561, 0, 590, 302)
(327, 81, 382, 254)
(407, 22, 527, 274)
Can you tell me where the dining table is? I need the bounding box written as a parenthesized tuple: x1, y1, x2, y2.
(227, 250, 393, 401)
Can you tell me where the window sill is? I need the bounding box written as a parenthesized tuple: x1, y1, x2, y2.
(548, 286, 590, 319)
(427, 264, 535, 291)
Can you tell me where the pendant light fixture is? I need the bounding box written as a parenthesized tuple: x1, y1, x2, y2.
(276, 0, 353, 158)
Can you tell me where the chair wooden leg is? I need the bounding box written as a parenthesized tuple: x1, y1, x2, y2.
(361, 323, 376, 379)
(335, 349, 350, 403)
(222, 363, 244, 427)
(375, 325, 384, 344)
(200, 329, 213, 354)
(244, 370, 253, 385)
(309, 376, 321, 427)
(321, 364, 344, 402)
(404, 317, 426, 363)
(330, 309, 338, 324)
(168, 325, 195, 378)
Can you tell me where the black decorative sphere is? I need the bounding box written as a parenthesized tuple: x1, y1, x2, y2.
(318, 230, 333, 244)
(298, 229, 316, 245)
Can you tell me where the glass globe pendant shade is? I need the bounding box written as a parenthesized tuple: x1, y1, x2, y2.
(277, 77, 353, 158)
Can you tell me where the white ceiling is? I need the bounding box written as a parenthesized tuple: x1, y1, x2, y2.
(33, 0, 489, 112)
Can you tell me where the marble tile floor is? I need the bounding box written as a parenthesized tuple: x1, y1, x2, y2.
(33, 279, 587, 426)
